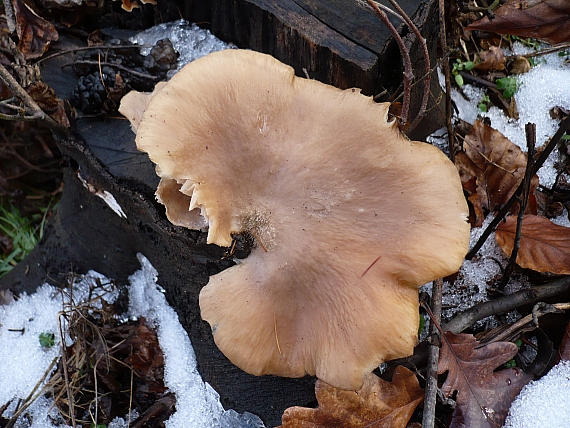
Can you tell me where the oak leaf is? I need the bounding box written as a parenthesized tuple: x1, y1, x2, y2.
(467, 0, 570, 44)
(280, 366, 423, 428)
(12, 0, 58, 59)
(438, 332, 532, 428)
(455, 120, 536, 226)
(495, 214, 570, 274)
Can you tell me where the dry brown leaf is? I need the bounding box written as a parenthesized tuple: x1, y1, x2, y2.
(467, 0, 570, 44)
(510, 56, 532, 74)
(12, 0, 58, 59)
(495, 214, 570, 274)
(474, 46, 506, 71)
(26, 81, 70, 127)
(455, 120, 536, 226)
(280, 366, 423, 428)
(439, 332, 532, 428)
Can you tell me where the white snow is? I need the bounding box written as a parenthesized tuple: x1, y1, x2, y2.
(443, 43, 570, 189)
(432, 43, 570, 427)
(441, 216, 509, 323)
(503, 360, 570, 428)
(130, 20, 236, 75)
(0, 257, 264, 427)
(127, 254, 264, 428)
(0, 272, 115, 410)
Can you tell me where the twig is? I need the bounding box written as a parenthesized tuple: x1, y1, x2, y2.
(480, 302, 569, 346)
(37, 44, 154, 64)
(505, 42, 570, 61)
(58, 313, 77, 428)
(357, 0, 403, 21)
(0, 63, 67, 132)
(384, 0, 431, 133)
(438, 0, 455, 161)
(64, 60, 159, 81)
(466, 113, 570, 260)
(3, 0, 16, 33)
(365, 0, 413, 126)
(422, 278, 443, 428)
(444, 277, 570, 333)
(498, 123, 536, 290)
(5, 357, 59, 428)
(458, 71, 496, 89)
(384, 0, 430, 133)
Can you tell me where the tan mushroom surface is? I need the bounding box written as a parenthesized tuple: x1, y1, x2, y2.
(120, 49, 470, 391)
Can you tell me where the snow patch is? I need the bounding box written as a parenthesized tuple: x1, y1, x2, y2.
(0, 259, 264, 427)
(504, 360, 570, 428)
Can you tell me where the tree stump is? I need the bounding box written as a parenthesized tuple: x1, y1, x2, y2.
(1, 0, 442, 425)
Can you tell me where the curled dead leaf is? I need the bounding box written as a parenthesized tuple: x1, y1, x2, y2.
(467, 0, 570, 44)
(510, 56, 532, 75)
(474, 46, 506, 72)
(26, 81, 70, 127)
(496, 214, 570, 274)
(280, 366, 423, 428)
(455, 120, 536, 226)
(438, 332, 532, 428)
(12, 0, 58, 59)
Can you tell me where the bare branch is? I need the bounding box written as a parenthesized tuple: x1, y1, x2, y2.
(422, 278, 443, 428)
(0, 63, 67, 132)
(385, 0, 431, 133)
(365, 0, 413, 126)
(444, 277, 570, 334)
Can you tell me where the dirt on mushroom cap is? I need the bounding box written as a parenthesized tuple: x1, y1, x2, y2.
(121, 49, 470, 391)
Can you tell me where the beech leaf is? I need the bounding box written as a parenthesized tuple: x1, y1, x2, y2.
(495, 214, 570, 274)
(280, 366, 423, 428)
(438, 332, 532, 428)
(467, 0, 570, 45)
(455, 121, 533, 225)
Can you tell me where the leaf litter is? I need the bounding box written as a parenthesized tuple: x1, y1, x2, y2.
(438, 332, 532, 428)
(0, 255, 263, 428)
(280, 367, 423, 428)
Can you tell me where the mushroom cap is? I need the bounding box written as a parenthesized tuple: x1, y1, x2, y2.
(131, 49, 470, 390)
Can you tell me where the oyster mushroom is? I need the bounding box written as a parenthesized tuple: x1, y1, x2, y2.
(120, 49, 470, 390)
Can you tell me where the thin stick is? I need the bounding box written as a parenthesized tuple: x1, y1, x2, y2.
(444, 277, 570, 333)
(365, 0, 413, 126)
(480, 302, 569, 346)
(3, 0, 16, 33)
(466, 113, 570, 259)
(58, 313, 77, 428)
(422, 278, 443, 428)
(385, 0, 431, 133)
(37, 44, 153, 64)
(5, 357, 59, 428)
(64, 61, 159, 81)
(505, 42, 570, 61)
(498, 123, 536, 290)
(438, 0, 455, 161)
(0, 63, 66, 132)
